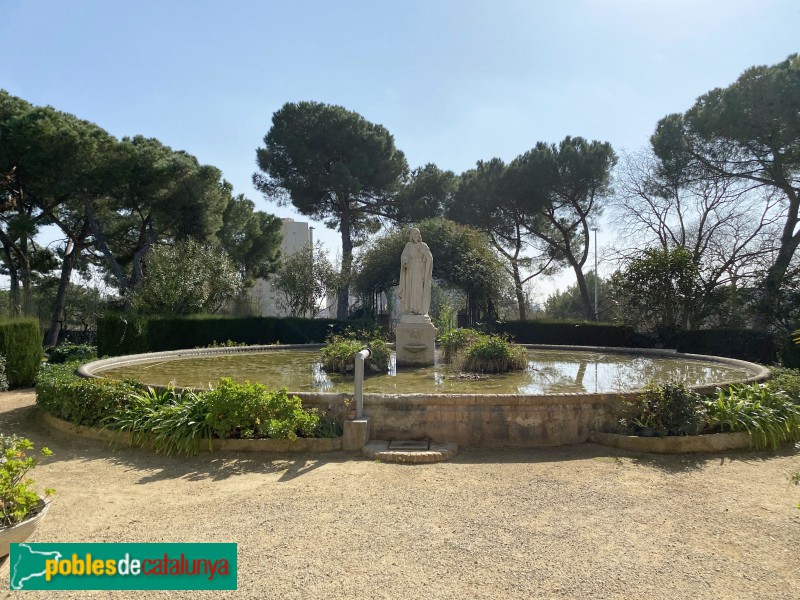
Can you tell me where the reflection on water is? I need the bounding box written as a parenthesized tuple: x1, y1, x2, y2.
(97, 349, 752, 395)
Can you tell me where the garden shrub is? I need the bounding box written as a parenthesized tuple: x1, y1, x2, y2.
(676, 328, 777, 363)
(492, 319, 634, 347)
(320, 333, 391, 375)
(96, 313, 149, 357)
(0, 355, 8, 392)
(704, 383, 800, 449)
(0, 318, 43, 388)
(35, 363, 139, 426)
(46, 342, 97, 364)
(781, 329, 800, 369)
(204, 378, 318, 440)
(767, 368, 800, 404)
(619, 382, 705, 436)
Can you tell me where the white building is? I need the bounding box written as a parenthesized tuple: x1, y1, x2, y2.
(248, 218, 313, 317)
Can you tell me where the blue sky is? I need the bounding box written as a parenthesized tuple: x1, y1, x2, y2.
(1, 0, 798, 298)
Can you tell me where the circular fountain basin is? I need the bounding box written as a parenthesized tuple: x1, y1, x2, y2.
(79, 344, 769, 448)
(87, 345, 759, 395)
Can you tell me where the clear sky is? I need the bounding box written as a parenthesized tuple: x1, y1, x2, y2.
(1, 0, 798, 299)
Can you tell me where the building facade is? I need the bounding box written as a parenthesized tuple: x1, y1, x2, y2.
(248, 218, 312, 317)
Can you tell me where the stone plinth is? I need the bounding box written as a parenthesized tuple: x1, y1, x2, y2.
(342, 418, 370, 451)
(394, 315, 437, 367)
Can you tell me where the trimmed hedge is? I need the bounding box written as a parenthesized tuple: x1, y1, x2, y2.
(36, 363, 139, 426)
(98, 314, 350, 357)
(0, 318, 43, 388)
(781, 330, 800, 369)
(676, 328, 777, 363)
(491, 320, 635, 347)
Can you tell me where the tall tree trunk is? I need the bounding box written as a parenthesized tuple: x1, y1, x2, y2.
(19, 246, 32, 316)
(512, 261, 527, 321)
(45, 241, 77, 347)
(337, 218, 352, 320)
(1, 237, 20, 317)
(85, 199, 129, 294)
(755, 191, 799, 329)
(572, 261, 594, 320)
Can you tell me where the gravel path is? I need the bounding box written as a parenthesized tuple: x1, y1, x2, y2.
(1, 390, 799, 599)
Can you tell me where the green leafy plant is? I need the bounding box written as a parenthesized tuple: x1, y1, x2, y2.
(704, 384, 800, 449)
(204, 378, 318, 440)
(438, 328, 480, 363)
(320, 333, 390, 375)
(46, 343, 97, 365)
(768, 367, 800, 404)
(461, 333, 528, 374)
(439, 329, 527, 373)
(103, 387, 213, 456)
(314, 416, 341, 439)
(0, 435, 55, 528)
(36, 363, 140, 427)
(619, 382, 705, 436)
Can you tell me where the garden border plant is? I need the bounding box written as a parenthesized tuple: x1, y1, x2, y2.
(35, 363, 340, 457)
(616, 378, 800, 450)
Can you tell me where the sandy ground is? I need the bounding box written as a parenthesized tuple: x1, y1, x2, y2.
(0, 389, 799, 600)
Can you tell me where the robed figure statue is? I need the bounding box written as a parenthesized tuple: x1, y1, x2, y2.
(398, 227, 433, 317)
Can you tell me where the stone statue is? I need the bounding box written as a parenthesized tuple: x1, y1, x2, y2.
(398, 227, 433, 316)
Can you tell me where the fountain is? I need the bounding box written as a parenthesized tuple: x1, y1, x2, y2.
(79, 344, 768, 448)
(76, 230, 769, 449)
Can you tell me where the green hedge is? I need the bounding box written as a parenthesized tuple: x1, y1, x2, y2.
(491, 320, 635, 347)
(36, 363, 139, 426)
(676, 328, 777, 363)
(98, 314, 350, 356)
(0, 318, 43, 388)
(781, 330, 800, 369)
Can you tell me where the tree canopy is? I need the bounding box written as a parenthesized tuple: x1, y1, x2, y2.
(651, 54, 800, 326)
(507, 136, 616, 319)
(0, 90, 281, 336)
(254, 101, 408, 319)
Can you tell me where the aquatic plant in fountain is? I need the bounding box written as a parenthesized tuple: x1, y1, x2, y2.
(320, 332, 391, 375)
(439, 329, 527, 374)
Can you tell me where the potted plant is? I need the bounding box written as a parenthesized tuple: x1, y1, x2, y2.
(0, 435, 55, 557)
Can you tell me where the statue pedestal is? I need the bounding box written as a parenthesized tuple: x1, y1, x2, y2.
(395, 315, 437, 367)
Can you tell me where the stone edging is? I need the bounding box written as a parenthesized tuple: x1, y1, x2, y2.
(588, 430, 751, 454)
(362, 441, 458, 463)
(39, 409, 342, 453)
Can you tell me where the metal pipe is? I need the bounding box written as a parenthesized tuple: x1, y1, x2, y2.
(354, 348, 371, 419)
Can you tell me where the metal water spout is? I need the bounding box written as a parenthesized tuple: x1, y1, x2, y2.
(354, 348, 371, 419)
